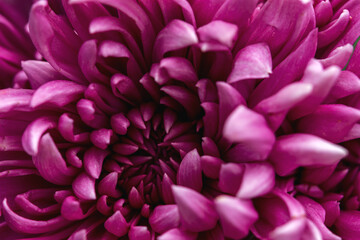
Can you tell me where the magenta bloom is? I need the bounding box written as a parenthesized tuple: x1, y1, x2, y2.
(0, 0, 360, 239)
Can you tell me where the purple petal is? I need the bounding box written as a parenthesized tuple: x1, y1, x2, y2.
(269, 134, 348, 176)
(22, 116, 57, 156)
(129, 226, 150, 240)
(200, 155, 222, 179)
(236, 162, 275, 199)
(31, 80, 86, 108)
(84, 147, 109, 179)
(32, 133, 78, 185)
(0, 88, 33, 113)
(227, 43, 272, 83)
(223, 105, 275, 161)
(218, 163, 244, 194)
(177, 149, 202, 192)
(197, 20, 238, 49)
(216, 81, 245, 132)
(149, 204, 180, 234)
(172, 185, 218, 232)
(319, 44, 353, 69)
(104, 211, 129, 237)
(254, 82, 313, 131)
(213, 0, 257, 34)
(2, 198, 70, 234)
(22, 61, 65, 89)
(215, 195, 258, 239)
(72, 172, 97, 200)
(153, 19, 198, 62)
(296, 104, 360, 143)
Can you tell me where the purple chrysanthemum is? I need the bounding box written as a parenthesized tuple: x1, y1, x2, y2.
(1, 0, 360, 239)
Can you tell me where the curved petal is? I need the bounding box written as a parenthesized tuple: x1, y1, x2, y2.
(32, 133, 78, 185)
(22, 116, 57, 156)
(2, 198, 70, 234)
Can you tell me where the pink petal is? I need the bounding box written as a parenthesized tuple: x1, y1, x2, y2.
(296, 104, 360, 143)
(197, 20, 238, 49)
(223, 105, 275, 161)
(129, 226, 150, 240)
(172, 185, 218, 232)
(104, 211, 129, 237)
(84, 147, 109, 179)
(177, 149, 202, 192)
(218, 163, 244, 194)
(31, 80, 86, 108)
(269, 134, 348, 176)
(32, 133, 78, 185)
(153, 19, 198, 62)
(72, 172, 97, 201)
(22, 116, 57, 156)
(2, 198, 70, 234)
(149, 204, 180, 234)
(215, 195, 258, 239)
(237, 162, 275, 199)
(227, 43, 272, 83)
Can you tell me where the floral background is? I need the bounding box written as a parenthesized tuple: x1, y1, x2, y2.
(0, 0, 360, 239)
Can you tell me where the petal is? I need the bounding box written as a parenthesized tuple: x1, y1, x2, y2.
(22, 116, 57, 156)
(200, 155, 222, 179)
(32, 133, 78, 185)
(2, 198, 70, 234)
(153, 19, 198, 62)
(22, 61, 65, 89)
(72, 172, 97, 200)
(30, 80, 86, 108)
(218, 163, 244, 194)
(227, 43, 272, 83)
(149, 204, 180, 234)
(237, 162, 275, 199)
(84, 147, 109, 179)
(177, 149, 202, 192)
(215, 195, 258, 239)
(172, 185, 218, 232)
(129, 226, 150, 240)
(269, 134, 348, 176)
(0, 88, 33, 113)
(197, 20, 238, 49)
(216, 81, 245, 132)
(223, 105, 275, 161)
(296, 104, 360, 143)
(104, 211, 129, 237)
(335, 211, 360, 240)
(213, 0, 257, 34)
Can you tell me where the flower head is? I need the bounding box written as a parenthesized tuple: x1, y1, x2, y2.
(1, 0, 360, 239)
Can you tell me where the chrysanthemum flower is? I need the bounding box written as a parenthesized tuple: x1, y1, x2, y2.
(0, 0, 360, 239)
